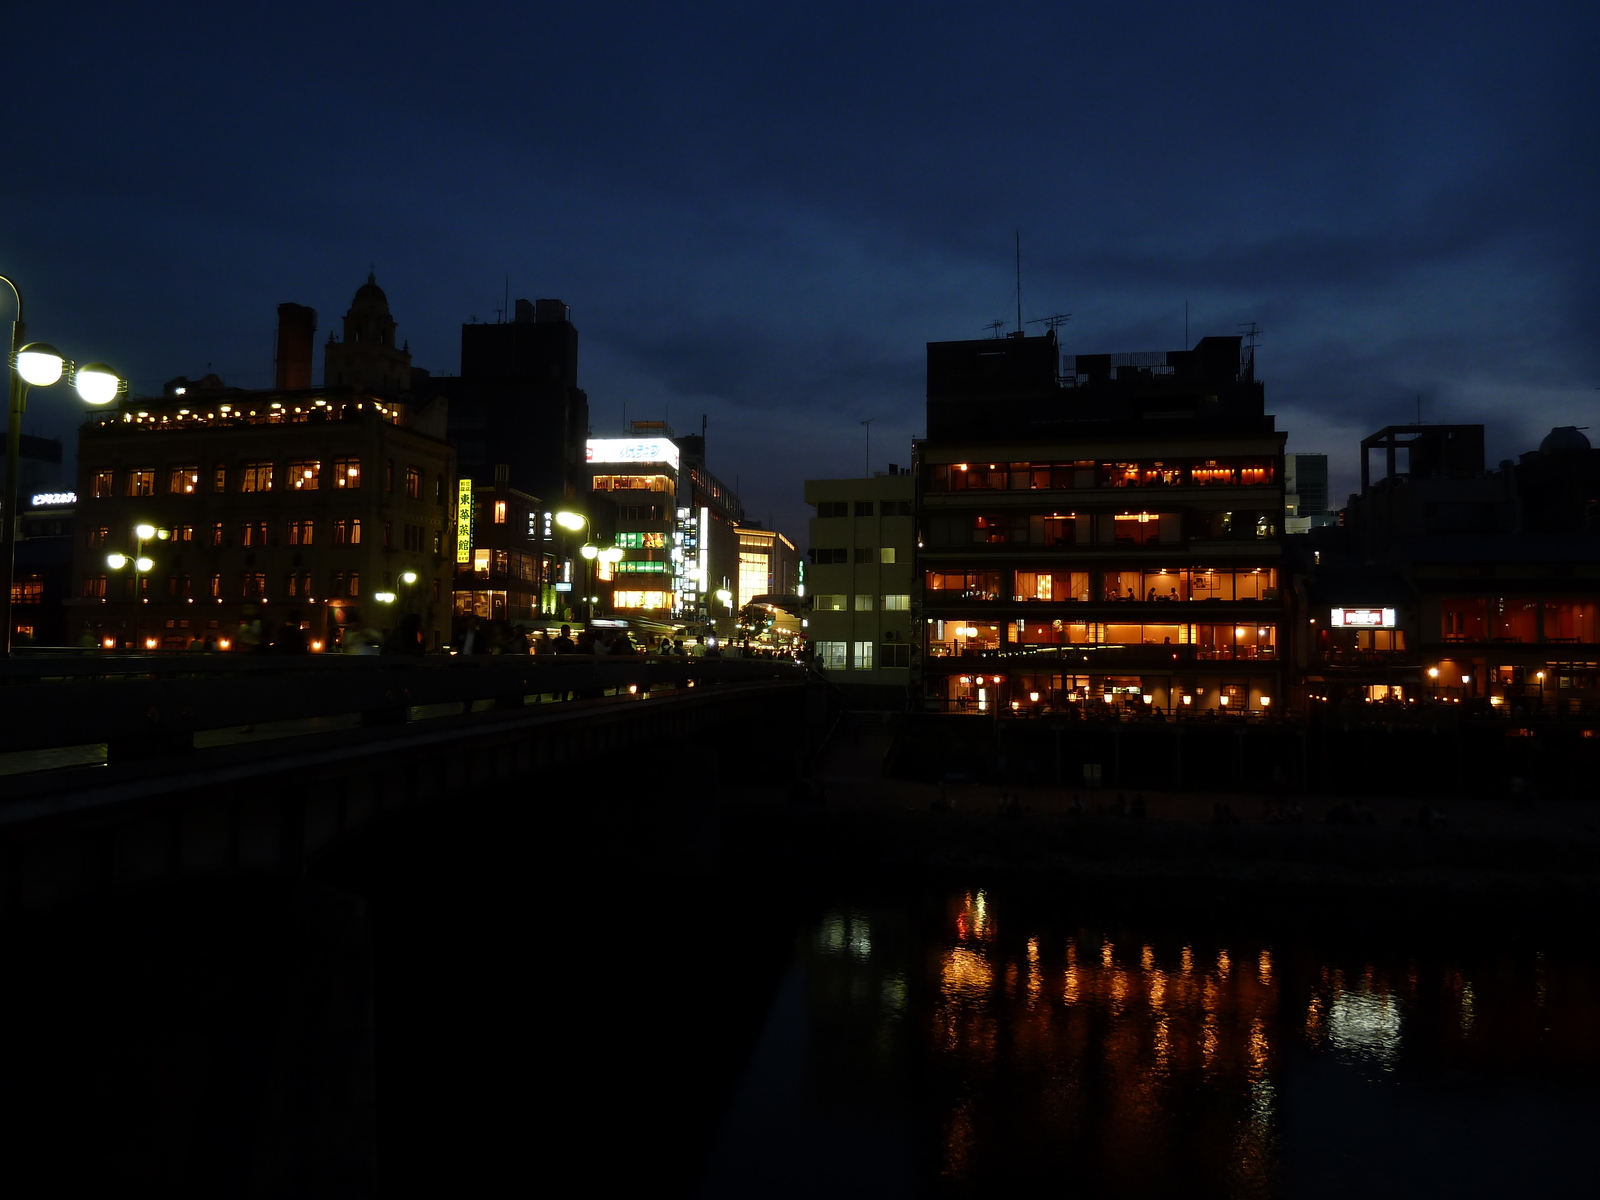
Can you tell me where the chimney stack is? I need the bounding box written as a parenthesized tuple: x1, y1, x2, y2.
(275, 302, 316, 389)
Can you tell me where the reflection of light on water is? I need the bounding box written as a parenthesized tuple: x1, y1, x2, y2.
(954, 890, 994, 942)
(1461, 983, 1475, 1031)
(1326, 989, 1402, 1069)
(1180, 946, 1194, 973)
(882, 973, 907, 1015)
(815, 910, 872, 959)
(1026, 938, 1041, 1005)
(1142, 944, 1155, 970)
(1102, 940, 1115, 968)
(1148, 970, 1166, 1010)
(942, 947, 994, 1000)
(1217, 949, 1231, 977)
(1258, 950, 1272, 985)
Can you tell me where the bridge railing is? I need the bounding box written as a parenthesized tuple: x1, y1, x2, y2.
(0, 654, 805, 759)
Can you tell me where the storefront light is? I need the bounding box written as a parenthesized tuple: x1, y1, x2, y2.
(1461, 675, 1471, 685)
(1428, 667, 1439, 678)
(1181, 695, 1192, 705)
(1029, 691, 1039, 702)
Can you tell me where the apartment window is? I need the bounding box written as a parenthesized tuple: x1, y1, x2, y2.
(333, 518, 363, 545)
(241, 573, 267, 598)
(881, 500, 913, 516)
(881, 643, 911, 668)
(879, 547, 897, 564)
(10, 577, 43, 602)
(174, 525, 194, 543)
(883, 594, 910, 610)
(432, 530, 442, 553)
(210, 522, 224, 547)
(493, 500, 507, 524)
(288, 460, 321, 490)
(810, 548, 848, 564)
(383, 521, 393, 547)
(127, 469, 155, 497)
(287, 520, 314, 546)
(854, 594, 874, 611)
(213, 463, 227, 491)
(166, 574, 191, 598)
(814, 641, 847, 670)
(82, 575, 107, 598)
(348, 572, 360, 596)
(285, 572, 313, 597)
(92, 469, 113, 499)
(241, 522, 268, 547)
(405, 466, 421, 499)
(403, 524, 423, 551)
(208, 574, 220, 598)
(852, 641, 874, 670)
(436, 475, 446, 504)
(240, 462, 275, 492)
(853, 548, 873, 564)
(168, 465, 200, 495)
(816, 501, 848, 518)
(814, 594, 847, 611)
(334, 458, 361, 488)
(84, 526, 109, 548)
(384, 461, 394, 492)
(854, 501, 874, 516)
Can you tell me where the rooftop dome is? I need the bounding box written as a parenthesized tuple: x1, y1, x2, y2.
(1539, 426, 1591, 454)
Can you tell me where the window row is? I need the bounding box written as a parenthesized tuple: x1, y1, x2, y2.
(812, 641, 911, 670)
(814, 500, 914, 517)
(811, 594, 912, 611)
(90, 461, 439, 498)
(461, 549, 546, 582)
(1439, 599, 1600, 644)
(925, 567, 1279, 603)
(922, 510, 1278, 547)
(809, 547, 901, 564)
(925, 619, 1278, 659)
(592, 474, 674, 493)
(84, 571, 373, 599)
(927, 458, 1276, 492)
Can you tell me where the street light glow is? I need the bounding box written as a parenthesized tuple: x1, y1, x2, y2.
(555, 511, 586, 530)
(15, 343, 64, 386)
(134, 556, 153, 572)
(400, 571, 418, 584)
(74, 362, 121, 404)
(106, 553, 127, 569)
(134, 523, 156, 540)
(580, 544, 599, 559)
(600, 547, 624, 563)
(374, 591, 397, 603)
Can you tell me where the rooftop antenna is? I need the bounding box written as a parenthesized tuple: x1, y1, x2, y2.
(862, 418, 874, 476)
(1015, 230, 1022, 334)
(1027, 313, 1071, 332)
(1239, 321, 1261, 377)
(983, 320, 1005, 339)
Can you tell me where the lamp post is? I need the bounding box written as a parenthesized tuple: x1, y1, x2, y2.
(2, 274, 125, 655)
(556, 510, 593, 621)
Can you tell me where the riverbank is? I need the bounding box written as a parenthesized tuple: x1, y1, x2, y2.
(720, 775, 1600, 912)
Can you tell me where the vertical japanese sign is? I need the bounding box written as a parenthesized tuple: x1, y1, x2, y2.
(456, 479, 473, 563)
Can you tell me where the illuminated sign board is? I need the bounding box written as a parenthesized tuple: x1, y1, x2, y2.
(29, 492, 76, 507)
(585, 438, 680, 471)
(456, 479, 473, 563)
(1331, 607, 1395, 628)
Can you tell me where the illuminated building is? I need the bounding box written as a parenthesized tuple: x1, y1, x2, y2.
(68, 283, 456, 651)
(451, 476, 552, 628)
(804, 468, 915, 699)
(10, 492, 75, 646)
(1296, 423, 1600, 713)
(916, 330, 1286, 714)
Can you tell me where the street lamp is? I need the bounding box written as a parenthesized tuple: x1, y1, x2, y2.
(555, 511, 586, 531)
(2, 274, 126, 655)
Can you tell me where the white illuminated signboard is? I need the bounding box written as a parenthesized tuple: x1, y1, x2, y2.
(29, 492, 76, 507)
(586, 438, 680, 471)
(1331, 607, 1395, 628)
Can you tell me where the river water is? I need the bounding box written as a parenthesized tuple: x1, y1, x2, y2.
(698, 886, 1599, 1198)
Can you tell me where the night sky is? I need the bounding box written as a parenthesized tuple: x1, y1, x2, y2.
(4, 1, 1596, 542)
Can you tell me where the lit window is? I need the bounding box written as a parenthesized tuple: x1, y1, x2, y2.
(333, 458, 362, 488)
(240, 462, 275, 492)
(405, 466, 421, 499)
(167, 465, 200, 495)
(494, 500, 507, 524)
(854, 594, 874, 611)
(288, 460, 321, 490)
(814, 594, 847, 611)
(879, 547, 897, 564)
(882, 594, 910, 610)
(93, 469, 114, 499)
(814, 641, 847, 670)
(126, 469, 155, 497)
(853, 641, 874, 669)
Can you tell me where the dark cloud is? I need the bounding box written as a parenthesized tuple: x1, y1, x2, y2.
(2, 0, 1596, 544)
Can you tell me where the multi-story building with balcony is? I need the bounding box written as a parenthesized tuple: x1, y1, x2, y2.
(805, 469, 915, 701)
(1296, 423, 1600, 715)
(915, 330, 1287, 715)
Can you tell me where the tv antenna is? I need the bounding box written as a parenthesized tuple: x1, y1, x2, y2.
(983, 321, 1006, 339)
(1028, 313, 1072, 333)
(1015, 230, 1022, 334)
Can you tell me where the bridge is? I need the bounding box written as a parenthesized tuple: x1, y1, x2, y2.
(0, 654, 808, 914)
